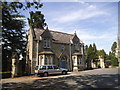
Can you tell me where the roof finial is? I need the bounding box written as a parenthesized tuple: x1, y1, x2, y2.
(74, 31, 76, 35)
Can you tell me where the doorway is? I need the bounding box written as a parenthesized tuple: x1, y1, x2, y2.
(60, 57, 67, 69)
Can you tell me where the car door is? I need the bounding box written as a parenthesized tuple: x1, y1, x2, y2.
(53, 66, 62, 74)
(47, 65, 54, 74)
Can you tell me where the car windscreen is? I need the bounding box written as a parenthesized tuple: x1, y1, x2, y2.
(35, 66, 38, 70)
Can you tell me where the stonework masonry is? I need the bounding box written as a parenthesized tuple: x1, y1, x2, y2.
(26, 28, 85, 74)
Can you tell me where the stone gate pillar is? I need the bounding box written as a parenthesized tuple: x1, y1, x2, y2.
(99, 56, 105, 68)
(72, 56, 78, 72)
(11, 52, 19, 78)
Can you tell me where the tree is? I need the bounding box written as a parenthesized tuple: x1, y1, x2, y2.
(108, 51, 118, 66)
(111, 42, 117, 55)
(28, 11, 47, 29)
(92, 43, 98, 66)
(92, 44, 98, 59)
(109, 42, 118, 66)
(2, 2, 44, 72)
(84, 43, 99, 69)
(105, 54, 111, 67)
(2, 2, 26, 71)
(86, 44, 93, 69)
(108, 42, 118, 66)
(98, 49, 106, 58)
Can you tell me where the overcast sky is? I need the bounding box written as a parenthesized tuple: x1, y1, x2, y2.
(22, 2, 118, 54)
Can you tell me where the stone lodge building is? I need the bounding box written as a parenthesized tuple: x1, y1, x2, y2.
(116, 34, 120, 67)
(26, 28, 85, 74)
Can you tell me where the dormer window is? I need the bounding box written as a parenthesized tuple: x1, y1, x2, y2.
(43, 39, 51, 48)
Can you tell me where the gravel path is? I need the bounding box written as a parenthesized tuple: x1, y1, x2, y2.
(1, 68, 119, 89)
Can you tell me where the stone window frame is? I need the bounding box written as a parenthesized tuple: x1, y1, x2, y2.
(74, 43, 79, 51)
(43, 39, 51, 48)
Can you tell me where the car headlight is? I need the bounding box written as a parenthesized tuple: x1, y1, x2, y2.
(35, 70, 38, 73)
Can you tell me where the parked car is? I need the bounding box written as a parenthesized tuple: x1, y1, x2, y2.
(35, 65, 68, 76)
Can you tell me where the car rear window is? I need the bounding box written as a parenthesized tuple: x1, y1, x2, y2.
(53, 66, 59, 69)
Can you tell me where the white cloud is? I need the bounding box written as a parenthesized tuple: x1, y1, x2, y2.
(49, 25, 117, 42)
(53, 4, 109, 23)
(43, 2, 117, 54)
(76, 27, 117, 41)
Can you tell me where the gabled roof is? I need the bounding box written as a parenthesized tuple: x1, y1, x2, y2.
(41, 29, 52, 38)
(33, 28, 83, 44)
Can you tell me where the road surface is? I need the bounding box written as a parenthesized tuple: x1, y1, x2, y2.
(1, 68, 120, 89)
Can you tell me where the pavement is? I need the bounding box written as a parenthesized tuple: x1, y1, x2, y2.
(1, 68, 120, 89)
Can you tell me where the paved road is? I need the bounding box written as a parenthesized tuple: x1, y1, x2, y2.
(1, 68, 120, 89)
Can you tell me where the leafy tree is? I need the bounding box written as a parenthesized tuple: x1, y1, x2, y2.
(110, 42, 118, 66)
(92, 43, 98, 59)
(85, 44, 98, 69)
(2, 2, 44, 72)
(108, 51, 118, 66)
(111, 42, 117, 55)
(105, 54, 111, 66)
(105, 41, 118, 66)
(86, 44, 93, 69)
(2, 2, 26, 71)
(87, 44, 93, 56)
(98, 49, 106, 58)
(92, 43, 98, 66)
(84, 41, 118, 68)
(28, 11, 47, 29)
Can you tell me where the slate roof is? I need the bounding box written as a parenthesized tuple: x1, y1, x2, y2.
(33, 28, 83, 44)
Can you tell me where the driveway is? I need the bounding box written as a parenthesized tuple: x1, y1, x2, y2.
(1, 68, 120, 89)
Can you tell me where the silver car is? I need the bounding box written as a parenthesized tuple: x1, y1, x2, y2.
(35, 65, 68, 76)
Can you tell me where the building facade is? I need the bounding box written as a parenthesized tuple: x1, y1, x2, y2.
(116, 34, 120, 67)
(26, 28, 85, 74)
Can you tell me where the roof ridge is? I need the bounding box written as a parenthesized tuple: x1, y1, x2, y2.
(34, 28, 74, 36)
(49, 29, 74, 36)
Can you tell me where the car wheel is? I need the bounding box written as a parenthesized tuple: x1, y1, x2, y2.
(62, 71, 67, 75)
(35, 73, 38, 77)
(44, 72, 48, 77)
